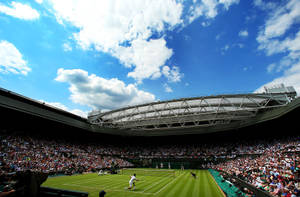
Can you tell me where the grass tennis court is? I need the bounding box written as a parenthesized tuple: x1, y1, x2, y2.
(42, 169, 225, 197)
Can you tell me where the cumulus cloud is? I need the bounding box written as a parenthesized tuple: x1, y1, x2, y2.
(255, 62, 300, 94)
(238, 30, 248, 37)
(188, 4, 204, 23)
(187, 0, 218, 23)
(219, 0, 239, 10)
(45, 0, 185, 83)
(114, 38, 173, 83)
(47, 0, 183, 51)
(40, 100, 88, 118)
(188, 0, 239, 23)
(0, 40, 31, 75)
(256, 0, 300, 95)
(258, 30, 300, 57)
(35, 0, 43, 4)
(257, 0, 300, 45)
(253, 0, 277, 11)
(62, 42, 72, 52)
(220, 44, 230, 55)
(163, 83, 173, 93)
(162, 66, 183, 83)
(267, 63, 276, 73)
(55, 68, 156, 111)
(201, 0, 218, 18)
(44, 0, 238, 84)
(0, 2, 40, 20)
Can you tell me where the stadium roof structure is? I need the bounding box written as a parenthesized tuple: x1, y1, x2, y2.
(0, 84, 299, 136)
(88, 84, 299, 136)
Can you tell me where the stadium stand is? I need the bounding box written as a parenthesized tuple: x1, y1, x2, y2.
(209, 169, 248, 197)
(0, 128, 299, 196)
(0, 86, 299, 196)
(0, 131, 133, 175)
(213, 141, 300, 197)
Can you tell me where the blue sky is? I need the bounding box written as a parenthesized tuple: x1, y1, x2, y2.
(0, 0, 299, 117)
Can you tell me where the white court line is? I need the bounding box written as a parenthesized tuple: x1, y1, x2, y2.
(154, 172, 185, 195)
(142, 175, 172, 193)
(66, 177, 124, 189)
(61, 174, 140, 191)
(94, 178, 125, 189)
(101, 175, 147, 190)
(63, 183, 154, 195)
(110, 179, 146, 190)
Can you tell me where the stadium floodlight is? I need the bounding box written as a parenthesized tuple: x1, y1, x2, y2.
(88, 84, 297, 136)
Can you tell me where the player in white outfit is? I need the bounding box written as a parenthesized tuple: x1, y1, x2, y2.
(128, 173, 138, 190)
(98, 170, 103, 176)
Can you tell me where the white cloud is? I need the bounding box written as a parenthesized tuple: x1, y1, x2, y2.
(201, 0, 218, 18)
(40, 100, 88, 118)
(48, 0, 183, 52)
(238, 30, 248, 37)
(219, 0, 239, 10)
(262, 31, 300, 57)
(257, 0, 300, 57)
(255, 62, 300, 94)
(70, 109, 88, 118)
(257, 4, 300, 56)
(201, 21, 210, 27)
(114, 38, 173, 83)
(219, 42, 244, 55)
(63, 42, 72, 52)
(46, 0, 239, 83)
(55, 68, 156, 110)
(35, 0, 43, 4)
(46, 0, 184, 83)
(223, 45, 230, 50)
(236, 43, 244, 48)
(0, 2, 40, 20)
(256, 0, 300, 95)
(257, 0, 300, 44)
(221, 44, 230, 55)
(188, 4, 204, 23)
(163, 83, 173, 93)
(267, 63, 276, 73)
(0, 40, 31, 75)
(188, 0, 239, 23)
(162, 66, 183, 83)
(253, 0, 277, 11)
(215, 33, 222, 40)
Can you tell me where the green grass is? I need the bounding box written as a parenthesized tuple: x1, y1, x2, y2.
(42, 169, 225, 197)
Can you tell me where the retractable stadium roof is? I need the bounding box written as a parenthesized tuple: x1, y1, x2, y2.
(0, 85, 299, 136)
(88, 84, 299, 136)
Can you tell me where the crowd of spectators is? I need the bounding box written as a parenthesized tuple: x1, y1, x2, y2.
(1, 132, 299, 173)
(0, 131, 299, 196)
(71, 137, 300, 161)
(0, 134, 133, 175)
(213, 138, 300, 197)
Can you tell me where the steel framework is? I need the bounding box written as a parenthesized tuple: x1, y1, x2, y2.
(88, 85, 297, 132)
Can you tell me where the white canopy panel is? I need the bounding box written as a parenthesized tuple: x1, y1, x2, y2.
(88, 85, 296, 132)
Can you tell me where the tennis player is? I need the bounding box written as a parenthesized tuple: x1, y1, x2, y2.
(128, 173, 139, 190)
(191, 172, 197, 178)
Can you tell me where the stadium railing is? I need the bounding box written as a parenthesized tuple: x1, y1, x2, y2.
(215, 170, 274, 197)
(209, 169, 247, 197)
